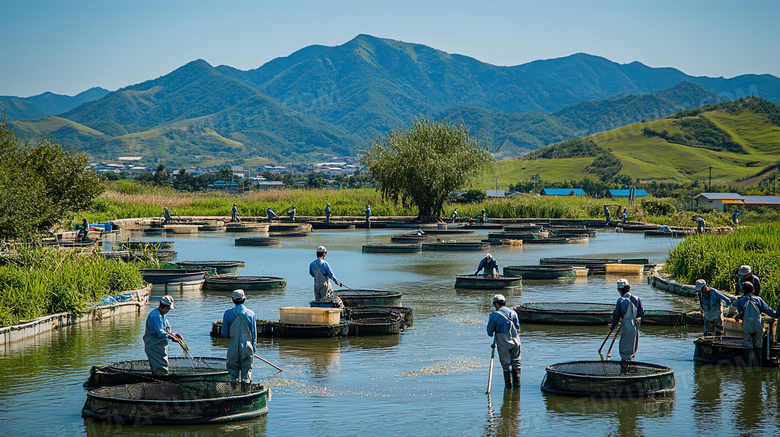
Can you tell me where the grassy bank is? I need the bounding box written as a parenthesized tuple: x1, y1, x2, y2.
(666, 224, 780, 307)
(82, 186, 760, 229)
(0, 247, 146, 326)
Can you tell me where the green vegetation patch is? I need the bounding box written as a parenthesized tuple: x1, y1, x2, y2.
(666, 224, 780, 306)
(0, 247, 145, 326)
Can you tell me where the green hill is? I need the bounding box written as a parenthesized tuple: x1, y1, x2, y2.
(490, 98, 780, 188)
(6, 35, 780, 166)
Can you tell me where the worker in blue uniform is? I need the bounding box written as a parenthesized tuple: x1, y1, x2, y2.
(309, 246, 344, 307)
(221, 289, 256, 383)
(695, 279, 733, 336)
(610, 279, 645, 361)
(475, 253, 499, 276)
(487, 294, 521, 388)
(734, 282, 778, 365)
(143, 295, 182, 375)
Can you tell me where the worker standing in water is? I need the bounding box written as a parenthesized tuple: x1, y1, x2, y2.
(221, 289, 256, 383)
(610, 279, 645, 361)
(486, 294, 521, 389)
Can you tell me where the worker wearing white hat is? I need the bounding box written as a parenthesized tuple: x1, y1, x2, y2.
(475, 253, 499, 277)
(143, 295, 182, 375)
(487, 294, 521, 388)
(695, 279, 733, 336)
(221, 289, 256, 383)
(310, 246, 344, 306)
(610, 279, 645, 361)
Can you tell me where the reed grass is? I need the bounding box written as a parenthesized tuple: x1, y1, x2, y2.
(0, 246, 145, 326)
(666, 224, 780, 306)
(83, 187, 772, 229)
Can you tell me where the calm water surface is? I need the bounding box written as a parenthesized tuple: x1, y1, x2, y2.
(1, 228, 778, 436)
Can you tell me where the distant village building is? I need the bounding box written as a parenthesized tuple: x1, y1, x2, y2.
(231, 165, 245, 178)
(262, 165, 293, 174)
(695, 193, 780, 211)
(255, 181, 284, 191)
(209, 179, 242, 192)
(541, 188, 587, 196)
(607, 189, 648, 198)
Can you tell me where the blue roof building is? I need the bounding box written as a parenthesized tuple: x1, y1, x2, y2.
(608, 189, 648, 198)
(541, 188, 587, 196)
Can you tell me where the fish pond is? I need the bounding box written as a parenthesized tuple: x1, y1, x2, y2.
(1, 228, 778, 436)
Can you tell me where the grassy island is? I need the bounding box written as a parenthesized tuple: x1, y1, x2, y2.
(666, 224, 780, 306)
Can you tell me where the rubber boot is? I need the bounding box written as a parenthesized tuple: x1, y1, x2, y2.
(503, 371, 512, 389)
(511, 367, 521, 388)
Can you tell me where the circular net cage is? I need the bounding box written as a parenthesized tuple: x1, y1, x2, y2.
(515, 303, 614, 325)
(83, 380, 268, 425)
(541, 360, 675, 398)
(107, 357, 227, 375)
(693, 336, 774, 366)
(521, 302, 615, 312)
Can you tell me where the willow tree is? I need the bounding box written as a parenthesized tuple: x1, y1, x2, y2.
(361, 117, 493, 222)
(0, 122, 104, 239)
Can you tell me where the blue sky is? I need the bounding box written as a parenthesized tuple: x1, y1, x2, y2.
(3, 0, 778, 97)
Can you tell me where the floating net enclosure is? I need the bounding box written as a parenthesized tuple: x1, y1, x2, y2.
(82, 380, 268, 425)
(84, 357, 229, 388)
(694, 336, 779, 366)
(541, 360, 675, 397)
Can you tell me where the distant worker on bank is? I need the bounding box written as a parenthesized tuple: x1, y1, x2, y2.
(475, 253, 499, 277)
(621, 208, 628, 224)
(287, 206, 296, 223)
(267, 207, 277, 222)
(365, 205, 372, 225)
(163, 207, 173, 224)
(78, 217, 90, 242)
(693, 217, 706, 234)
(610, 279, 645, 361)
(695, 279, 733, 337)
(221, 289, 256, 383)
(604, 205, 611, 225)
(486, 294, 521, 389)
(325, 203, 332, 224)
(309, 246, 344, 307)
(451, 208, 459, 223)
(479, 209, 487, 223)
(232, 203, 239, 222)
(732, 210, 740, 226)
(143, 295, 182, 375)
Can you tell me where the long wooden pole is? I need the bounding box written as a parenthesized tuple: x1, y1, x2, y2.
(486, 338, 497, 394)
(254, 354, 284, 372)
(606, 321, 620, 360)
(599, 325, 616, 354)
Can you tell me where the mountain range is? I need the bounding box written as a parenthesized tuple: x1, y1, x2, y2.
(5, 34, 780, 167)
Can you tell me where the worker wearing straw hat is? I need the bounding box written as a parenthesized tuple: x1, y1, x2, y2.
(487, 294, 521, 389)
(475, 253, 499, 277)
(695, 279, 733, 337)
(737, 265, 761, 296)
(143, 295, 182, 375)
(309, 246, 344, 307)
(610, 279, 645, 361)
(221, 289, 256, 383)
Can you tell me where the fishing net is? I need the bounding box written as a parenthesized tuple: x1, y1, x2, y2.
(542, 360, 675, 397)
(693, 336, 775, 366)
(85, 357, 230, 389)
(521, 302, 615, 312)
(515, 303, 614, 325)
(344, 308, 406, 335)
(82, 380, 268, 425)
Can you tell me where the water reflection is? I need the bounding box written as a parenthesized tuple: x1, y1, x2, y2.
(543, 392, 675, 436)
(84, 414, 268, 436)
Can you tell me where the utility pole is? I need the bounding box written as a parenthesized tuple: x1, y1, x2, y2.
(708, 166, 712, 191)
(495, 177, 498, 192)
